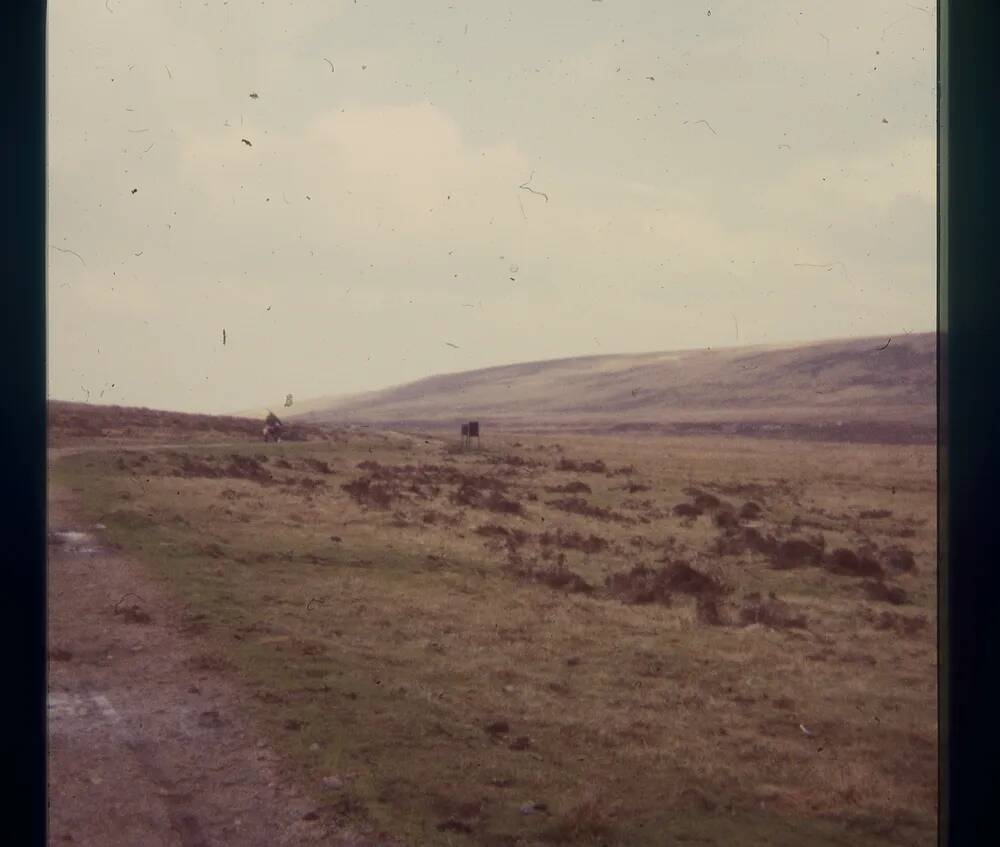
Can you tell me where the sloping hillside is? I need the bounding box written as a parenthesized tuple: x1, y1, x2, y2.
(47, 401, 330, 445)
(289, 333, 936, 443)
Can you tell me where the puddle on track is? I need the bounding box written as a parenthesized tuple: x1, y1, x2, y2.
(49, 530, 101, 555)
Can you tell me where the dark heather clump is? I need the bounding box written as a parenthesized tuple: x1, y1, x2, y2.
(684, 488, 722, 510)
(489, 454, 544, 469)
(224, 454, 274, 485)
(538, 528, 609, 554)
(175, 455, 222, 479)
(545, 480, 592, 495)
(450, 477, 524, 515)
(475, 524, 531, 550)
(869, 609, 928, 636)
(341, 476, 396, 509)
(533, 566, 594, 594)
(673, 502, 703, 518)
(771, 537, 826, 570)
(547, 497, 624, 522)
(556, 458, 608, 474)
(861, 580, 909, 605)
(510, 556, 592, 594)
(739, 501, 763, 520)
(696, 596, 726, 626)
(713, 527, 779, 557)
(738, 592, 807, 629)
(606, 560, 724, 606)
(713, 509, 739, 529)
(825, 547, 884, 578)
(860, 509, 893, 519)
(605, 565, 672, 605)
(658, 561, 726, 597)
(482, 492, 525, 515)
(623, 482, 651, 493)
(883, 545, 917, 573)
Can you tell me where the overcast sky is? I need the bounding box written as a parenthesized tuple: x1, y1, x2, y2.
(48, 0, 936, 414)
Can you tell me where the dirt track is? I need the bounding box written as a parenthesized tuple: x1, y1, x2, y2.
(47, 459, 389, 846)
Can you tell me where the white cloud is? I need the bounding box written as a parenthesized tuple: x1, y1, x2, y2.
(46, 0, 937, 413)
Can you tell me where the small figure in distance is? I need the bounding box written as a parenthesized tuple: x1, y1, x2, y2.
(263, 411, 283, 443)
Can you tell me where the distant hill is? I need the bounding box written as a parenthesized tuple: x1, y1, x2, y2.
(286, 333, 936, 444)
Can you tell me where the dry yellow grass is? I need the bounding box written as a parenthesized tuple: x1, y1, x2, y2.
(51, 426, 936, 846)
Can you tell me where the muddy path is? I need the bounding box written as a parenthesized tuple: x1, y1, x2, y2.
(47, 454, 395, 846)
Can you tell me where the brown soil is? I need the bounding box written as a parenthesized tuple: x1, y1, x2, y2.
(47, 480, 396, 847)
